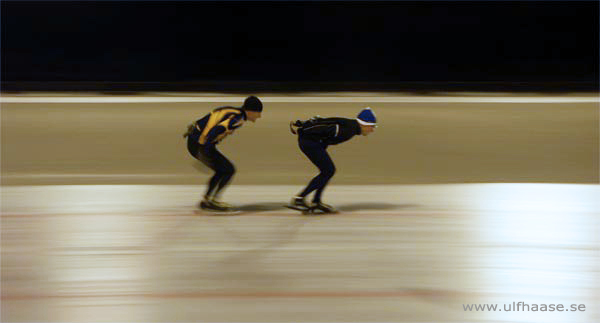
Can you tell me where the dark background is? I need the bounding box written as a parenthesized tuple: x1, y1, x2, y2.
(2, 1, 598, 91)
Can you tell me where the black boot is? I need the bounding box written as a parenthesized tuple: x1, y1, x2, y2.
(286, 196, 311, 211)
(199, 198, 228, 211)
(311, 201, 338, 214)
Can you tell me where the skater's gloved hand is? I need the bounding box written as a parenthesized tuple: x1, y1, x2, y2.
(183, 123, 195, 138)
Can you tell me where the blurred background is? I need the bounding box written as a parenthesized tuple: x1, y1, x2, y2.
(2, 1, 598, 90)
(1, 1, 599, 323)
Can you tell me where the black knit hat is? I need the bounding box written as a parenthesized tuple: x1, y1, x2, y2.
(242, 96, 263, 112)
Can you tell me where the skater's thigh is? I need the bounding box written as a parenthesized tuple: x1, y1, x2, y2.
(298, 139, 334, 172)
(208, 147, 235, 174)
(194, 145, 219, 170)
(315, 151, 334, 175)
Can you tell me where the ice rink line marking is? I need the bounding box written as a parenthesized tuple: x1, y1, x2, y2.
(1, 289, 465, 300)
(0, 211, 438, 218)
(1, 96, 598, 103)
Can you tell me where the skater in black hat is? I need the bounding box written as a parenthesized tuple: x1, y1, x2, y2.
(184, 96, 263, 211)
(288, 107, 377, 214)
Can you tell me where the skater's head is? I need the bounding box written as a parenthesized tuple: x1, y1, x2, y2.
(356, 107, 376, 136)
(360, 124, 376, 135)
(242, 96, 263, 122)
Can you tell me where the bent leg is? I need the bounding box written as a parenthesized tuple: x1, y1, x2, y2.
(211, 149, 236, 200)
(297, 139, 335, 201)
(192, 143, 224, 200)
(312, 158, 335, 203)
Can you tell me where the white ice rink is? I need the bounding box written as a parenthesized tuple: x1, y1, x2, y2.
(2, 184, 598, 322)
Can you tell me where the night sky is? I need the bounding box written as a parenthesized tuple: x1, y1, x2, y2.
(2, 1, 598, 85)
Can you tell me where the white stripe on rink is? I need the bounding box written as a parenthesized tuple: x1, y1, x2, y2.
(1, 184, 598, 216)
(1, 96, 598, 103)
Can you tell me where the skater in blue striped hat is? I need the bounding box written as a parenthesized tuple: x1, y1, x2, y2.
(287, 107, 377, 214)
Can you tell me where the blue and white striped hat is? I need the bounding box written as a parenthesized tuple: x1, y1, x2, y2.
(356, 107, 377, 126)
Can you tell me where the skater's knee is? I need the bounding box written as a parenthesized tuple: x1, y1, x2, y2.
(219, 163, 235, 176)
(321, 165, 336, 178)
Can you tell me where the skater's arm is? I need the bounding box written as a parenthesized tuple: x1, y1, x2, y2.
(203, 125, 227, 145)
(226, 114, 245, 129)
(203, 114, 243, 145)
(301, 124, 337, 138)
